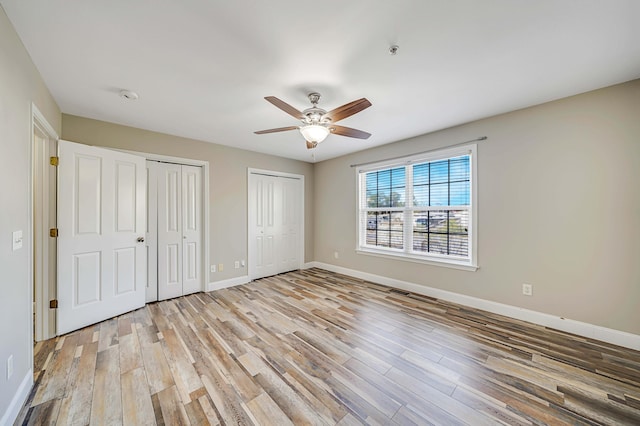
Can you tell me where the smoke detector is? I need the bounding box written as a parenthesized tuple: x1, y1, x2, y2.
(119, 89, 139, 100)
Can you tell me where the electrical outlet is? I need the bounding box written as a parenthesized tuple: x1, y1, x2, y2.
(234, 261, 240, 269)
(334, 251, 339, 259)
(7, 355, 13, 380)
(210, 264, 216, 273)
(218, 263, 224, 272)
(522, 283, 533, 296)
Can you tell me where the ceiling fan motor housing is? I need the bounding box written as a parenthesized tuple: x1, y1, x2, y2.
(302, 93, 330, 125)
(302, 107, 329, 125)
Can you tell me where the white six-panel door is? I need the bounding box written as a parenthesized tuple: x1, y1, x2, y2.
(57, 140, 146, 335)
(249, 172, 302, 280)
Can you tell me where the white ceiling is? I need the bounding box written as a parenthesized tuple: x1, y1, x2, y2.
(3, 1, 639, 163)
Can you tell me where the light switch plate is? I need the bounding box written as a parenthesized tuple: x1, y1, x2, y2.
(12, 230, 23, 251)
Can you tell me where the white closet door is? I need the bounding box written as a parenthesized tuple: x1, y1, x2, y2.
(181, 165, 202, 295)
(57, 140, 146, 335)
(280, 178, 301, 273)
(249, 172, 302, 280)
(250, 174, 279, 279)
(145, 161, 159, 302)
(158, 163, 183, 300)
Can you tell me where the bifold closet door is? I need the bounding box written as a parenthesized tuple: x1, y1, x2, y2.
(158, 163, 183, 300)
(251, 174, 279, 279)
(145, 161, 159, 302)
(249, 172, 302, 280)
(280, 177, 301, 273)
(157, 162, 203, 301)
(181, 165, 202, 295)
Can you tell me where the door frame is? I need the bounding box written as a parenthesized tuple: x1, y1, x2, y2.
(33, 141, 210, 340)
(247, 168, 305, 281)
(119, 150, 210, 294)
(31, 104, 59, 342)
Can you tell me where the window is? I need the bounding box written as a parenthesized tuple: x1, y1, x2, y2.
(357, 144, 477, 270)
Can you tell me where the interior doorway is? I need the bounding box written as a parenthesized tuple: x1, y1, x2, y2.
(32, 130, 210, 340)
(32, 106, 59, 342)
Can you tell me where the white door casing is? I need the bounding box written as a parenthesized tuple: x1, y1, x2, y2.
(57, 140, 146, 335)
(248, 170, 303, 280)
(33, 116, 58, 341)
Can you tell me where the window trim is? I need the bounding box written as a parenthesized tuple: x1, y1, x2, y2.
(355, 143, 478, 270)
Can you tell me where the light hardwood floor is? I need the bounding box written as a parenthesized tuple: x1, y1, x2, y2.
(16, 268, 640, 425)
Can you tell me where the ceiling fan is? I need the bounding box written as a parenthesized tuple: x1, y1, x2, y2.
(254, 93, 372, 149)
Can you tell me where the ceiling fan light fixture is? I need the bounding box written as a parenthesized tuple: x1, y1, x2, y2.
(299, 124, 330, 143)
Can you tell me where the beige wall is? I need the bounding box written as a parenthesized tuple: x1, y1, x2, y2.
(61, 114, 315, 282)
(0, 6, 61, 421)
(2, 2, 638, 417)
(314, 79, 640, 335)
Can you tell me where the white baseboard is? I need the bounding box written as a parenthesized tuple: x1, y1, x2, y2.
(206, 275, 250, 292)
(1, 369, 33, 426)
(310, 261, 640, 351)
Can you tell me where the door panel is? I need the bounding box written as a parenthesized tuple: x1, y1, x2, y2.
(74, 252, 100, 305)
(282, 178, 301, 271)
(75, 155, 101, 235)
(158, 163, 183, 300)
(114, 248, 136, 294)
(181, 165, 202, 295)
(145, 161, 158, 302)
(115, 162, 136, 232)
(57, 140, 146, 335)
(250, 175, 278, 278)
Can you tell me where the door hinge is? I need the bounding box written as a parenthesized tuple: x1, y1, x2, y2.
(49, 299, 58, 309)
(50, 156, 59, 166)
(49, 228, 58, 237)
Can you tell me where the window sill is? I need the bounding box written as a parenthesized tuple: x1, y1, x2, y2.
(356, 248, 478, 272)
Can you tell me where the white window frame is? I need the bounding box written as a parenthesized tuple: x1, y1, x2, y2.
(356, 143, 478, 271)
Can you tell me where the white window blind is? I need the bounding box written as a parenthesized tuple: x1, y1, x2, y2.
(357, 144, 477, 270)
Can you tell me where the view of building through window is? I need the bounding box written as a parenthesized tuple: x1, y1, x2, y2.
(358, 146, 475, 266)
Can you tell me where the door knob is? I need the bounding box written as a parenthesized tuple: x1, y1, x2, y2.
(137, 237, 145, 243)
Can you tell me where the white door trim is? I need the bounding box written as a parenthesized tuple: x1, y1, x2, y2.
(247, 168, 305, 281)
(31, 103, 59, 342)
(115, 149, 210, 292)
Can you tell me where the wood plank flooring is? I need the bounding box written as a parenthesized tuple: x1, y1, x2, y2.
(16, 268, 640, 425)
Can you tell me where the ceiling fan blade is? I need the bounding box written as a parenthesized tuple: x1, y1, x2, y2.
(306, 141, 318, 149)
(264, 96, 303, 119)
(325, 98, 372, 123)
(254, 126, 299, 134)
(330, 125, 371, 139)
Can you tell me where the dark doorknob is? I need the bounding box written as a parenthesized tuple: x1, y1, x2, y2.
(137, 237, 145, 243)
